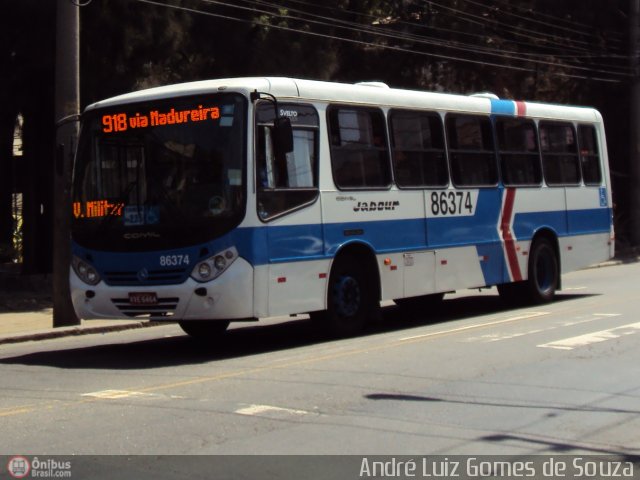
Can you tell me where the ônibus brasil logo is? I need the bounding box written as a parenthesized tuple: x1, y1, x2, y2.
(7, 456, 30, 479)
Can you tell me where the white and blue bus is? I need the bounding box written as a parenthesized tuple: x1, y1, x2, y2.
(70, 77, 614, 337)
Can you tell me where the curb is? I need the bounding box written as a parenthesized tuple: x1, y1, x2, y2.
(0, 321, 163, 346)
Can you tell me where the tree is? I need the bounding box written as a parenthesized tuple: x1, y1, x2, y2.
(0, 0, 633, 279)
(0, 1, 56, 272)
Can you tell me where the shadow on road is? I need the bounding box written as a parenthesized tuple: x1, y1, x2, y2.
(0, 292, 596, 370)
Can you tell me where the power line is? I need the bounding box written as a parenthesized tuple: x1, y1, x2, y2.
(459, 0, 624, 44)
(487, 0, 625, 36)
(259, 0, 628, 67)
(133, 0, 528, 72)
(425, 0, 625, 54)
(200, 0, 631, 77)
(134, 0, 626, 83)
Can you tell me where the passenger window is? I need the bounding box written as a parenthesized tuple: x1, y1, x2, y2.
(495, 118, 542, 186)
(328, 107, 391, 189)
(446, 114, 497, 187)
(389, 110, 448, 188)
(578, 125, 602, 185)
(539, 122, 580, 186)
(256, 103, 319, 221)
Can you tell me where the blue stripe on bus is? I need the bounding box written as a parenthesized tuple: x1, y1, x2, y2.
(490, 99, 516, 116)
(75, 206, 612, 287)
(252, 209, 611, 265)
(476, 242, 509, 286)
(512, 208, 611, 240)
(567, 208, 613, 235)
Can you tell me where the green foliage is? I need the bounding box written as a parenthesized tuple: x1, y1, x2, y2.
(0, 212, 21, 264)
(77, 0, 628, 105)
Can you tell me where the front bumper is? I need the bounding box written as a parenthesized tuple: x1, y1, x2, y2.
(70, 257, 254, 321)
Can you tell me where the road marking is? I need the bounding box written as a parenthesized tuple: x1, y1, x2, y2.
(538, 321, 640, 350)
(466, 328, 547, 343)
(81, 389, 156, 399)
(467, 313, 623, 343)
(0, 308, 570, 418)
(0, 407, 36, 417)
(235, 404, 312, 417)
(400, 311, 550, 342)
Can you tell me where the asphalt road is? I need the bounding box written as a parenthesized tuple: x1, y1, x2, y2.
(1, 262, 639, 458)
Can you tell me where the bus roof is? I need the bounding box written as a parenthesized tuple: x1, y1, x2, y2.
(85, 77, 602, 123)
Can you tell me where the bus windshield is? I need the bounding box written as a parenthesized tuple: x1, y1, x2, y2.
(72, 93, 247, 251)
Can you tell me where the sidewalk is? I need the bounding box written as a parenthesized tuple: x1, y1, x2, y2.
(0, 310, 155, 345)
(0, 272, 155, 345)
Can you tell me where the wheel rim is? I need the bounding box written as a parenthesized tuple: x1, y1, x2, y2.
(332, 275, 361, 318)
(535, 246, 556, 294)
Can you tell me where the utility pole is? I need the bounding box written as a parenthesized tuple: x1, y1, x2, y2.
(631, 0, 640, 247)
(53, 0, 80, 327)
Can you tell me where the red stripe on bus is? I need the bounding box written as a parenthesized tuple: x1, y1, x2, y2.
(515, 101, 526, 117)
(501, 188, 523, 282)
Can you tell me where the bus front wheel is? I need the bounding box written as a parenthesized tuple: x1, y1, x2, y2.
(179, 320, 230, 339)
(315, 256, 375, 337)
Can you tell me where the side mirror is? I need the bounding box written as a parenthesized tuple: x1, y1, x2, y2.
(273, 117, 293, 157)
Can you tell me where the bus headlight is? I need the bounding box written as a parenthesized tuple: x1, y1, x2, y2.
(191, 247, 238, 282)
(72, 255, 101, 286)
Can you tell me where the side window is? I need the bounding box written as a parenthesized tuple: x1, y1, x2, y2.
(578, 125, 602, 185)
(389, 110, 448, 188)
(446, 114, 497, 187)
(328, 106, 391, 189)
(495, 118, 542, 186)
(539, 122, 580, 186)
(256, 103, 319, 221)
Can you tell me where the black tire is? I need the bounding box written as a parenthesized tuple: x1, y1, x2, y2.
(317, 256, 375, 337)
(179, 320, 230, 339)
(499, 237, 559, 305)
(526, 237, 559, 304)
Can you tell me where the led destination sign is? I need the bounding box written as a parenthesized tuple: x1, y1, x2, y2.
(101, 105, 221, 133)
(73, 200, 124, 219)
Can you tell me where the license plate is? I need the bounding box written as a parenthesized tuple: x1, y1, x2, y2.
(128, 292, 158, 305)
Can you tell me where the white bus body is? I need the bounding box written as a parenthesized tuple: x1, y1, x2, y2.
(70, 78, 614, 337)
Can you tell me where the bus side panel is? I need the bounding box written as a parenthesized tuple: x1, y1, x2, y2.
(559, 233, 612, 273)
(267, 259, 330, 316)
(402, 251, 436, 298)
(321, 190, 428, 302)
(564, 186, 613, 272)
(262, 202, 328, 317)
(511, 187, 567, 279)
(426, 188, 505, 289)
(435, 247, 488, 291)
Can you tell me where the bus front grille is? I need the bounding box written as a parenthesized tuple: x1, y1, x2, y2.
(111, 297, 180, 318)
(104, 269, 187, 286)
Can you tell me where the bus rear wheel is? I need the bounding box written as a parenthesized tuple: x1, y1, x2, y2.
(526, 237, 559, 304)
(179, 320, 230, 339)
(499, 237, 559, 305)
